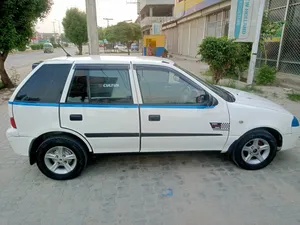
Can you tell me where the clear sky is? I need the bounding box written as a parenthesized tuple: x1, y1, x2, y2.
(36, 0, 138, 33)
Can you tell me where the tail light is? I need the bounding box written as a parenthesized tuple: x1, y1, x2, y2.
(10, 117, 17, 129)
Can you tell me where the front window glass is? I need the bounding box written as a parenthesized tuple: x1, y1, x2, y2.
(174, 64, 235, 102)
(136, 66, 209, 105)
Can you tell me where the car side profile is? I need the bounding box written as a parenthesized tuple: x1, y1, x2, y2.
(6, 56, 300, 180)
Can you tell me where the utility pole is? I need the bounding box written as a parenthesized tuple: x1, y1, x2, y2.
(103, 18, 113, 27)
(86, 0, 99, 55)
(247, 0, 266, 85)
(52, 21, 56, 35)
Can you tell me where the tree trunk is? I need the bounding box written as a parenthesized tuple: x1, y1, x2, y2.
(0, 52, 14, 88)
(127, 42, 131, 55)
(78, 44, 83, 55)
(263, 43, 268, 65)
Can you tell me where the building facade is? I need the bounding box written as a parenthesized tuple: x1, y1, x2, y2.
(137, 0, 175, 35)
(162, 0, 300, 75)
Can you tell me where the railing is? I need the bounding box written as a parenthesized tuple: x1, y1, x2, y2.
(140, 16, 175, 28)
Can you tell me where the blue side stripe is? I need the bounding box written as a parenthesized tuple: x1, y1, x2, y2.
(9, 101, 214, 109)
(9, 101, 59, 107)
(140, 105, 215, 109)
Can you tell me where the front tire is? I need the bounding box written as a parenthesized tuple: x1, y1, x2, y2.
(232, 129, 277, 170)
(36, 135, 88, 180)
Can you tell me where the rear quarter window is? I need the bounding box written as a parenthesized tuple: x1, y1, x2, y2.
(15, 64, 72, 103)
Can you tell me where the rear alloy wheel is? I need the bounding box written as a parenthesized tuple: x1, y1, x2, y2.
(36, 136, 88, 180)
(232, 129, 277, 170)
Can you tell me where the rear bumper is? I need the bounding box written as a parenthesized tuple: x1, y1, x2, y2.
(281, 127, 300, 151)
(6, 128, 32, 156)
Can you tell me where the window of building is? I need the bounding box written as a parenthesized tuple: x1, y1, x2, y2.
(15, 64, 72, 103)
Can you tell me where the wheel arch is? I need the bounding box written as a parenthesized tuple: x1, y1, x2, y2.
(227, 127, 283, 154)
(29, 131, 93, 165)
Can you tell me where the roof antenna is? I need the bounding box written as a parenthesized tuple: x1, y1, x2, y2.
(58, 43, 71, 57)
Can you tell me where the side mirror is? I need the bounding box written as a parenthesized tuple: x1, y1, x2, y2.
(196, 94, 209, 104)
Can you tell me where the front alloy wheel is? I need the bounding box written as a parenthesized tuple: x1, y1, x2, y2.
(232, 129, 277, 170)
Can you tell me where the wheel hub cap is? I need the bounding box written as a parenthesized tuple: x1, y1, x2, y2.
(44, 146, 77, 175)
(241, 138, 271, 165)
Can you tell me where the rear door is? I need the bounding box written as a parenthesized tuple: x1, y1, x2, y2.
(60, 63, 140, 153)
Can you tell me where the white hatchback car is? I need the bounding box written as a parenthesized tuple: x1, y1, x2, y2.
(6, 56, 300, 180)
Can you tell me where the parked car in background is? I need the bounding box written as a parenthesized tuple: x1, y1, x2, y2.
(114, 44, 126, 51)
(131, 43, 139, 51)
(43, 43, 54, 53)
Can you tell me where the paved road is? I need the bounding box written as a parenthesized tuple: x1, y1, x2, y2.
(0, 51, 300, 225)
(5, 46, 78, 69)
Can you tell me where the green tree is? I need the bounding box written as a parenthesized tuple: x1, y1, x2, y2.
(98, 27, 105, 41)
(50, 36, 56, 45)
(62, 8, 88, 55)
(260, 11, 284, 64)
(114, 22, 142, 55)
(0, 0, 52, 88)
(60, 33, 69, 43)
(104, 26, 118, 43)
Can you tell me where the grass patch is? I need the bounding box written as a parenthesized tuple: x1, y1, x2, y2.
(287, 93, 300, 102)
(240, 85, 263, 94)
(0, 82, 4, 90)
(222, 79, 236, 89)
(203, 69, 213, 76)
(205, 78, 214, 84)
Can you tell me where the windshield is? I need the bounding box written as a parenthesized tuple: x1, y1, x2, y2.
(174, 64, 235, 102)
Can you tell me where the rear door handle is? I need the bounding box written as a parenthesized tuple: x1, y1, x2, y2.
(149, 115, 160, 121)
(70, 114, 83, 121)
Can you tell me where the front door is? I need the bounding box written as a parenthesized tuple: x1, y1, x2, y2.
(60, 64, 140, 153)
(134, 64, 229, 152)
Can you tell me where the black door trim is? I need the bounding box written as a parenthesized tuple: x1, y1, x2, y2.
(84, 133, 222, 138)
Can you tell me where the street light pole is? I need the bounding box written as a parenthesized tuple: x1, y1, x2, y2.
(86, 0, 99, 55)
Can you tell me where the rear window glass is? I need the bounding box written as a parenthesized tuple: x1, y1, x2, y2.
(15, 64, 72, 103)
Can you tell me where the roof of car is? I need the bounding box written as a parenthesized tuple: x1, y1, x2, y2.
(45, 55, 175, 65)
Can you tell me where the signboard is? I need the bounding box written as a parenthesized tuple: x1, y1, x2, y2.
(228, 0, 261, 42)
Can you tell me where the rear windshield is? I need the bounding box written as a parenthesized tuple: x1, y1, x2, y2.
(15, 64, 72, 103)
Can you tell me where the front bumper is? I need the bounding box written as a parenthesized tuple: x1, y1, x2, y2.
(6, 128, 32, 156)
(281, 127, 300, 151)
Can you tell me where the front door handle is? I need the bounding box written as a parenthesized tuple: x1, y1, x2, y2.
(149, 115, 160, 121)
(70, 114, 83, 121)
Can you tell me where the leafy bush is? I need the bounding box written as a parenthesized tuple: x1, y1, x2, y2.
(198, 37, 250, 84)
(255, 64, 276, 85)
(39, 43, 44, 49)
(18, 46, 26, 51)
(224, 42, 252, 80)
(30, 44, 41, 50)
(0, 82, 4, 89)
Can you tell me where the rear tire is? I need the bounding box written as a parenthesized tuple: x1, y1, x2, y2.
(36, 135, 88, 180)
(232, 129, 277, 170)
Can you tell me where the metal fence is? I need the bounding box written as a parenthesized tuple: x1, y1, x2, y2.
(257, 0, 300, 75)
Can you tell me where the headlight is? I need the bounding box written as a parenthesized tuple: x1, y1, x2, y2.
(292, 116, 299, 127)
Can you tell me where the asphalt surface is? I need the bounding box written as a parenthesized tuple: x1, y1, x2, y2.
(0, 49, 300, 225)
(5, 46, 79, 69)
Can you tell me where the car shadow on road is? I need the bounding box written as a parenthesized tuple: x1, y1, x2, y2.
(84, 151, 234, 175)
